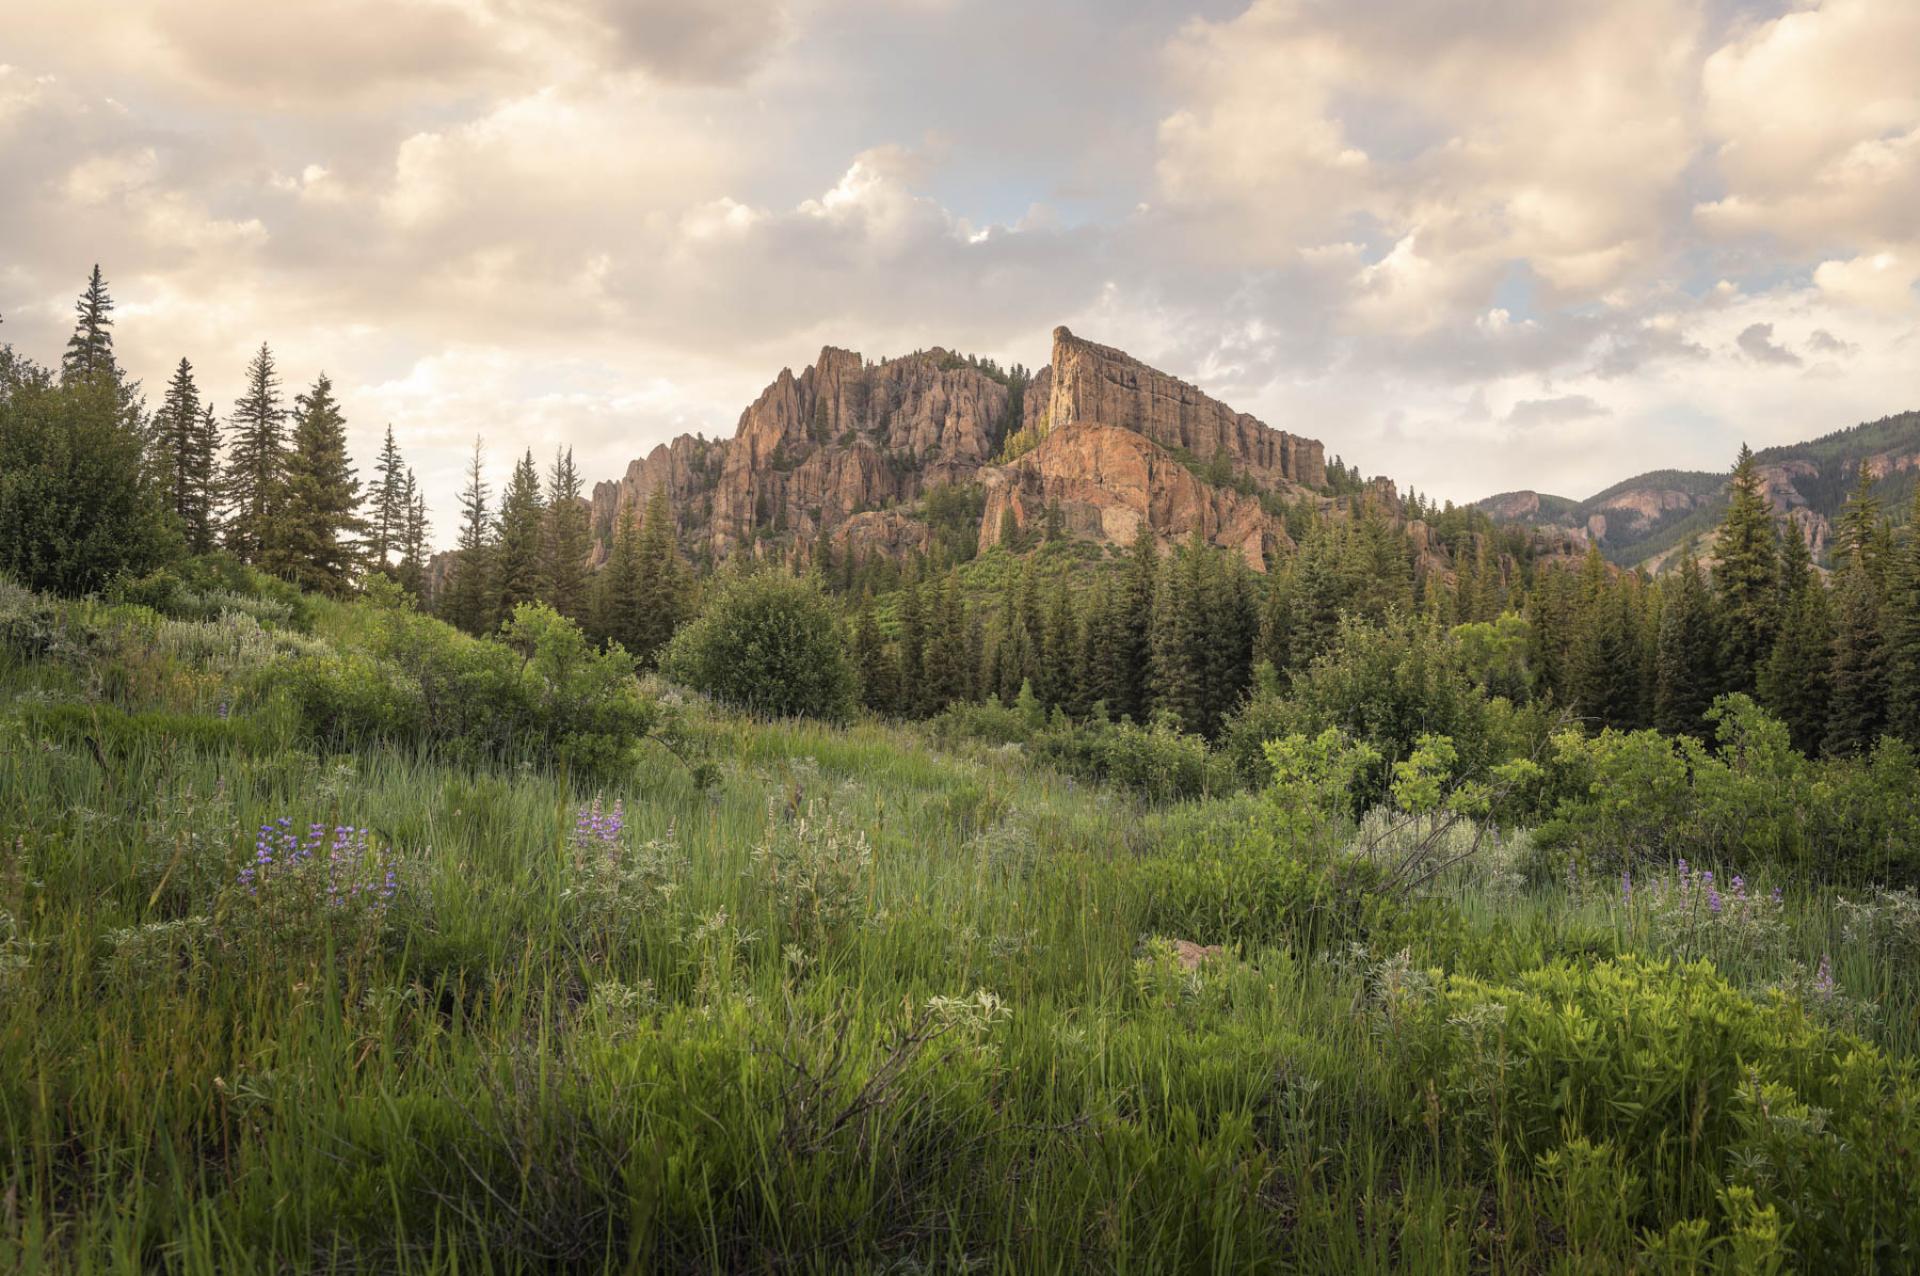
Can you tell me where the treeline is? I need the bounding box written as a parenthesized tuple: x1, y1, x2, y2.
(838, 445, 1920, 767)
(2, 267, 430, 598)
(434, 442, 693, 667)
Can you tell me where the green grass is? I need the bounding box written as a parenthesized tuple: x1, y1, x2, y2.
(2, 586, 1917, 1271)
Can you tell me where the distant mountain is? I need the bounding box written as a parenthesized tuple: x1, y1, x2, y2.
(1476, 411, 1920, 569)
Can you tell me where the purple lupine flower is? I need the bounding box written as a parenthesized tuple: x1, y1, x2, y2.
(1708, 887, 1722, 915)
(1677, 858, 1690, 884)
(1814, 953, 1836, 999)
(1772, 885, 1784, 906)
(1731, 874, 1747, 902)
(1621, 871, 1632, 905)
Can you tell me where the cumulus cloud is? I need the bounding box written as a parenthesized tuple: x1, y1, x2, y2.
(1736, 322, 1802, 367)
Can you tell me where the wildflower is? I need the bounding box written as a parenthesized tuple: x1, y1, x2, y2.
(1621, 870, 1632, 905)
(1814, 953, 1836, 999)
(1708, 887, 1722, 915)
(1772, 885, 1784, 906)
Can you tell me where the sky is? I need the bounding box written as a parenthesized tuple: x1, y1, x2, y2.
(2, 0, 1916, 546)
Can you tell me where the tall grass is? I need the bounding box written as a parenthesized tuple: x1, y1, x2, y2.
(1, 590, 1916, 1271)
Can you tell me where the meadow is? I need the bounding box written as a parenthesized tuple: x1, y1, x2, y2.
(2, 575, 1917, 1273)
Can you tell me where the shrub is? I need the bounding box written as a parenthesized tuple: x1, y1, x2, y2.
(660, 569, 857, 722)
(1371, 954, 1920, 1267)
(1029, 713, 1230, 803)
(287, 602, 655, 777)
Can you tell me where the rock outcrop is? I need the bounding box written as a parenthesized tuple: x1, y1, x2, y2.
(586, 326, 1337, 573)
(978, 423, 1294, 570)
(1043, 328, 1325, 489)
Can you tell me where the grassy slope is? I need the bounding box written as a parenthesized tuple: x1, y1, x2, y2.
(2, 586, 1916, 1271)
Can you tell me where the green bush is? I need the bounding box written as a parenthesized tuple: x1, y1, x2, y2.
(107, 555, 312, 630)
(1531, 695, 1920, 885)
(1031, 713, 1232, 804)
(1374, 953, 1920, 1265)
(660, 569, 857, 722)
(287, 602, 655, 776)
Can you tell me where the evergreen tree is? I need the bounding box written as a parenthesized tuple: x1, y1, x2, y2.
(1888, 490, 1920, 746)
(1652, 551, 1715, 736)
(1151, 537, 1210, 735)
(1115, 523, 1159, 721)
(397, 467, 429, 598)
(1037, 578, 1078, 712)
(222, 343, 287, 563)
(853, 599, 896, 714)
(1713, 444, 1780, 694)
(61, 265, 117, 385)
(370, 425, 406, 571)
(152, 358, 202, 538)
(542, 448, 592, 623)
(1759, 519, 1833, 755)
(897, 576, 927, 715)
(1570, 571, 1649, 731)
(268, 373, 364, 595)
(187, 401, 222, 554)
(596, 503, 644, 651)
(493, 449, 547, 625)
(442, 438, 495, 634)
(1824, 559, 1889, 756)
(1831, 466, 1884, 579)
(629, 489, 688, 666)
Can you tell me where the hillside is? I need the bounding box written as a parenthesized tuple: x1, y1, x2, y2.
(588, 327, 1330, 573)
(1475, 411, 1920, 567)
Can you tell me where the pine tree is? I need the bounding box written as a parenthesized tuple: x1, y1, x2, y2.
(493, 449, 547, 625)
(542, 448, 592, 623)
(1037, 578, 1078, 712)
(853, 599, 896, 714)
(1713, 444, 1780, 694)
(628, 488, 687, 666)
(596, 504, 644, 651)
(1116, 523, 1159, 721)
(268, 372, 364, 595)
(1570, 572, 1649, 731)
(1888, 490, 1920, 746)
(1831, 466, 1884, 579)
(1824, 559, 1889, 756)
(187, 401, 222, 554)
(897, 576, 927, 715)
(222, 344, 287, 563)
(442, 438, 495, 634)
(1652, 551, 1715, 736)
(370, 425, 406, 571)
(61, 265, 117, 385)
(153, 358, 202, 538)
(1150, 537, 1209, 735)
(397, 468, 430, 598)
(1759, 519, 1833, 755)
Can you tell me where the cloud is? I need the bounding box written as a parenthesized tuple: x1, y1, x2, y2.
(1698, 0, 1920, 251)
(1814, 250, 1920, 312)
(1807, 327, 1859, 356)
(1505, 394, 1612, 429)
(1736, 321, 1802, 366)
(573, 0, 792, 84)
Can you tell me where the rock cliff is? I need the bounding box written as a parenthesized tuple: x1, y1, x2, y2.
(588, 327, 1336, 572)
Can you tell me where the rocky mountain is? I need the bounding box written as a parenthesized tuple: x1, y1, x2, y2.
(1476, 411, 1920, 569)
(590, 327, 1330, 572)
